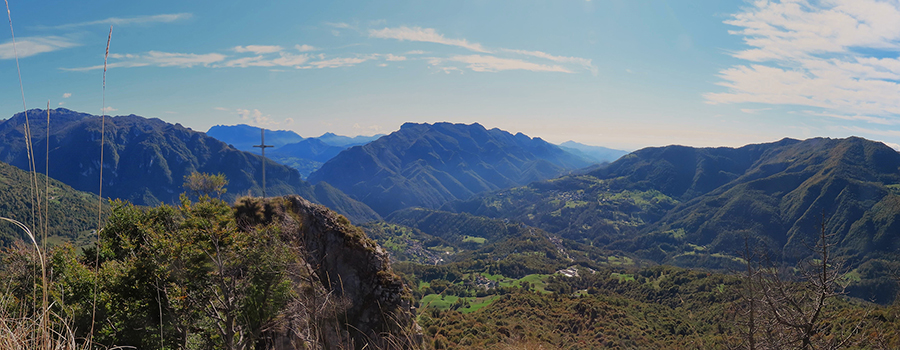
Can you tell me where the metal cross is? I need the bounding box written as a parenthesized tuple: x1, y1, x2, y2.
(253, 129, 274, 197)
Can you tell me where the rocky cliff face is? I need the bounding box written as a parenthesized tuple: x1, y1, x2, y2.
(235, 195, 418, 349)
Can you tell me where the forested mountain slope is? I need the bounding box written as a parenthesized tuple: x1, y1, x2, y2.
(0, 160, 102, 246)
(445, 137, 900, 277)
(308, 122, 592, 216)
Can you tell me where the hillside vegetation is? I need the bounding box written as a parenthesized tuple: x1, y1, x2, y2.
(443, 137, 900, 302)
(0, 160, 104, 246)
(0, 195, 415, 349)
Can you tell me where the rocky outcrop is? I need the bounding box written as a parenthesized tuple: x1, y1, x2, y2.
(235, 195, 419, 349)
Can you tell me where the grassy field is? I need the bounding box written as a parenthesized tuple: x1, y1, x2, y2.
(462, 235, 486, 244)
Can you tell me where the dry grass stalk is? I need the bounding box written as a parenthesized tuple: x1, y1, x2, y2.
(89, 25, 113, 348)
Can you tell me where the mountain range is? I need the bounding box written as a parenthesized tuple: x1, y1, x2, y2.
(206, 124, 384, 178)
(444, 137, 900, 274)
(0, 109, 379, 223)
(205, 124, 305, 151)
(308, 122, 594, 216)
(559, 140, 629, 164)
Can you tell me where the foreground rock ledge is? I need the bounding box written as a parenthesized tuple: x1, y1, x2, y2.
(235, 195, 419, 350)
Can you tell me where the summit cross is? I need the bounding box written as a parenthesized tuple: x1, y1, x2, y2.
(253, 129, 274, 197)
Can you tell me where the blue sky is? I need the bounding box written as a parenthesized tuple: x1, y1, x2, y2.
(2, 0, 900, 151)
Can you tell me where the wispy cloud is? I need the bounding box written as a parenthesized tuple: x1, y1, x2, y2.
(804, 110, 897, 125)
(445, 55, 572, 73)
(304, 55, 376, 69)
(63, 51, 226, 71)
(233, 45, 283, 54)
(214, 107, 229, 111)
(46, 13, 192, 29)
(237, 108, 292, 126)
(58, 23, 592, 76)
(838, 125, 900, 138)
(325, 22, 353, 29)
(706, 0, 900, 122)
(0, 36, 78, 59)
(221, 53, 310, 68)
(503, 49, 597, 75)
(369, 26, 489, 53)
(62, 93, 72, 98)
(369, 26, 595, 74)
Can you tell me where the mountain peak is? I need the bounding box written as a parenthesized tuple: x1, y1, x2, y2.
(308, 122, 592, 216)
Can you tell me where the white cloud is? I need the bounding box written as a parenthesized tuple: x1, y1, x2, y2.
(303, 55, 376, 69)
(101, 106, 117, 113)
(221, 53, 310, 68)
(325, 22, 353, 29)
(503, 49, 597, 75)
(369, 26, 489, 53)
(0, 36, 78, 59)
(448, 55, 572, 73)
(233, 45, 283, 54)
(144, 51, 226, 67)
(62, 93, 72, 98)
(839, 125, 900, 138)
(214, 107, 229, 111)
(237, 108, 279, 126)
(439, 66, 462, 74)
(57, 102, 64, 106)
(296, 44, 318, 52)
(803, 110, 897, 125)
(353, 123, 382, 133)
(48, 13, 192, 29)
(283, 118, 294, 125)
(64, 50, 226, 71)
(882, 141, 900, 151)
(707, 0, 900, 123)
(406, 50, 426, 55)
(385, 54, 406, 61)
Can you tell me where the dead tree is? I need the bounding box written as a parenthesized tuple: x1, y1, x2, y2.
(741, 217, 863, 350)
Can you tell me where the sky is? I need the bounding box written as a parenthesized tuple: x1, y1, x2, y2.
(1, 0, 900, 151)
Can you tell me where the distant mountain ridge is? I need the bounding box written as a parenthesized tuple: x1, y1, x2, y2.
(316, 132, 385, 147)
(206, 124, 305, 151)
(0, 109, 380, 223)
(558, 141, 628, 164)
(206, 124, 383, 177)
(308, 122, 593, 216)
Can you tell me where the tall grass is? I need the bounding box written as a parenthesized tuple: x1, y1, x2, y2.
(0, 2, 118, 349)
